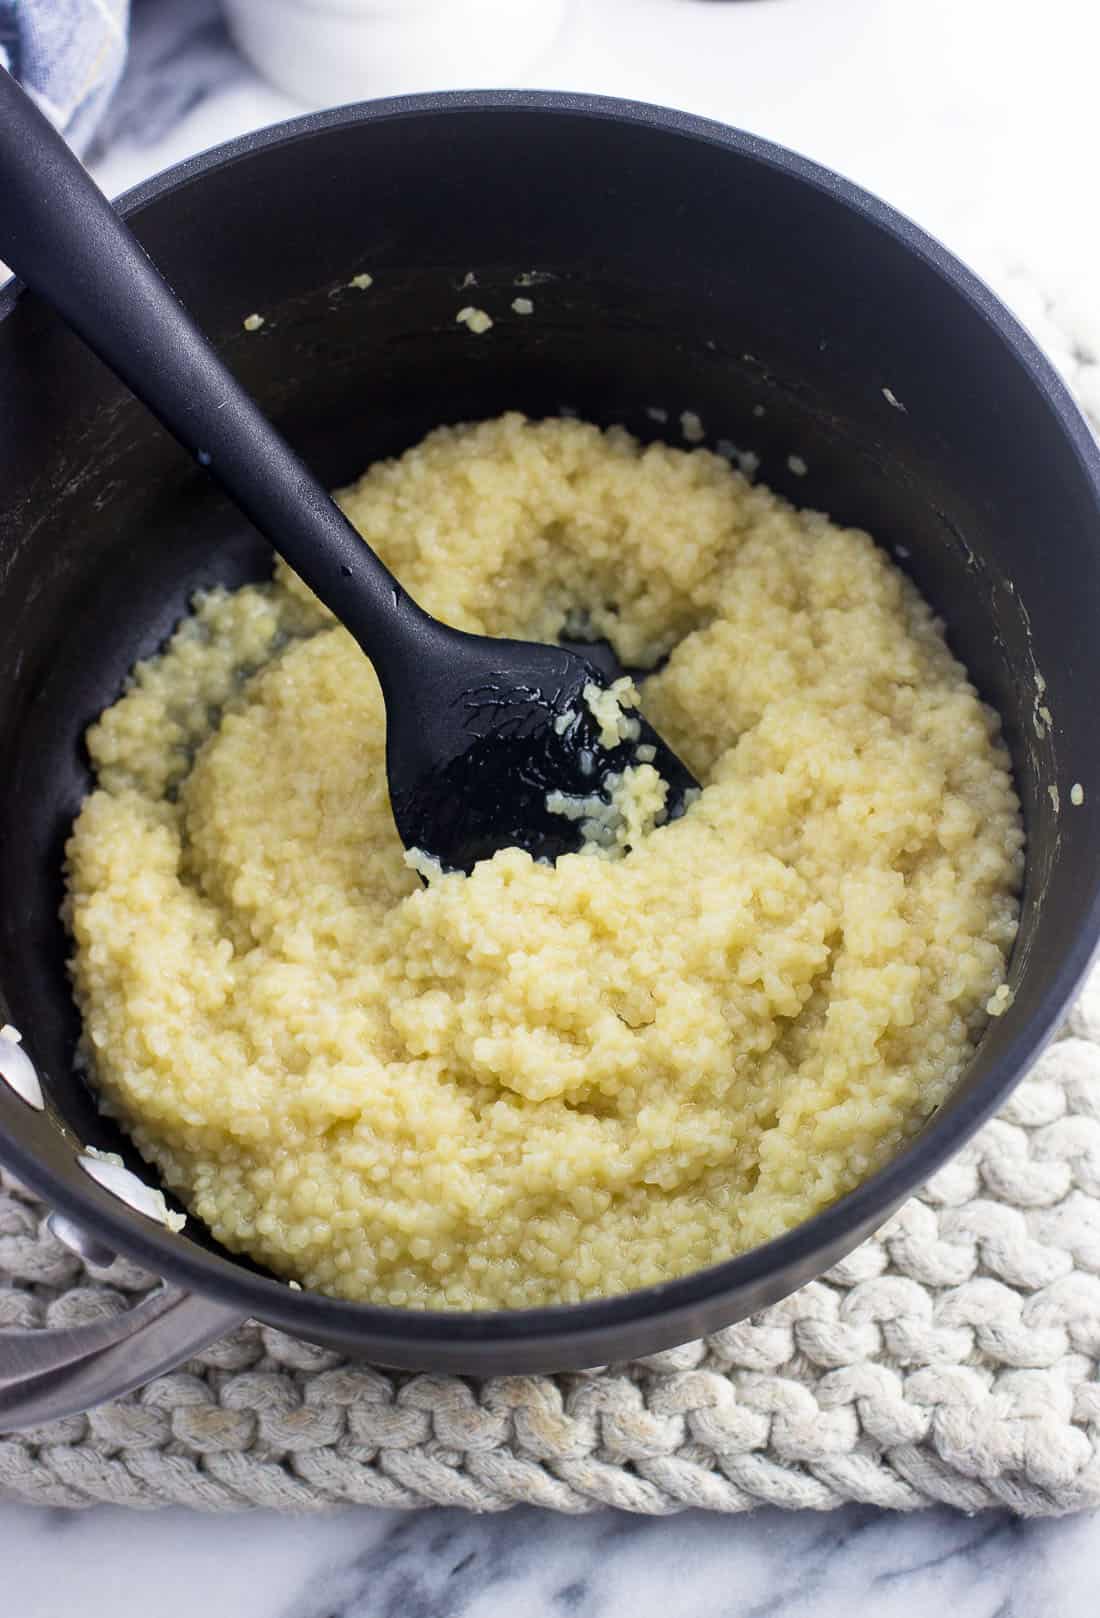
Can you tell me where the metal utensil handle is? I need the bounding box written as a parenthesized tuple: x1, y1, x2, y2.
(0, 1282, 245, 1432)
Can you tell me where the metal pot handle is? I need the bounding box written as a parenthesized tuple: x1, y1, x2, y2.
(0, 1218, 246, 1432)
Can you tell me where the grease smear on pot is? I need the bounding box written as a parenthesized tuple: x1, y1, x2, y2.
(64, 414, 1023, 1309)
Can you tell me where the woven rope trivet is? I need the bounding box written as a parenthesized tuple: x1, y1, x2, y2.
(2, 964, 1100, 1515)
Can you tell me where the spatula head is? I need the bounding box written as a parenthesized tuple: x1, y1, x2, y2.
(384, 631, 699, 874)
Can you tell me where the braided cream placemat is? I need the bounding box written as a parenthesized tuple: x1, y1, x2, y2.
(3, 963, 1100, 1515)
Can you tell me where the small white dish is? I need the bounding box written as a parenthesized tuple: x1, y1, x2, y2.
(223, 0, 569, 108)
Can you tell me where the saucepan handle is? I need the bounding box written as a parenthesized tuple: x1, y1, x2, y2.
(0, 1226, 245, 1432)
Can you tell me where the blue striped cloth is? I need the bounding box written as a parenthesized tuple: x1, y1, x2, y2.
(0, 0, 129, 151)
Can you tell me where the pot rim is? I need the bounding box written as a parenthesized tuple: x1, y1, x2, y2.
(3, 88, 1100, 1351)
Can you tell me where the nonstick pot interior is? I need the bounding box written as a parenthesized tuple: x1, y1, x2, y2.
(1, 93, 1099, 1372)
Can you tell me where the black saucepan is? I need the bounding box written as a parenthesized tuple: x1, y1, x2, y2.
(2, 92, 1099, 1429)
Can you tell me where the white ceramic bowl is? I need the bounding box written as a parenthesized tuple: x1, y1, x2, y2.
(222, 0, 569, 107)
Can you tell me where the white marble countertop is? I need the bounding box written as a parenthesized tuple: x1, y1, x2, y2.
(4, 0, 1100, 1609)
(5, 1492, 1100, 1617)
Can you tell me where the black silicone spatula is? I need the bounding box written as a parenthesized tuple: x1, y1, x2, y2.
(0, 70, 698, 871)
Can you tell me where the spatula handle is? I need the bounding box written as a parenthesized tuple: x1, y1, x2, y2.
(0, 67, 421, 681)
